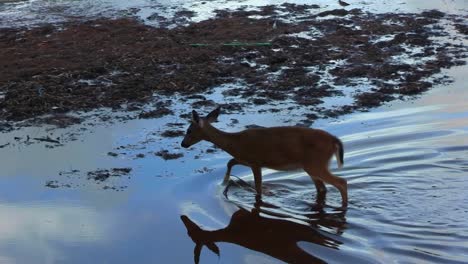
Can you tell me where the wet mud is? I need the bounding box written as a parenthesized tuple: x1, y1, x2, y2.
(0, 4, 465, 125)
(46, 167, 132, 191)
(155, 149, 184, 160)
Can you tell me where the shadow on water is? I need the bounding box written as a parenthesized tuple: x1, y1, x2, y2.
(181, 200, 346, 264)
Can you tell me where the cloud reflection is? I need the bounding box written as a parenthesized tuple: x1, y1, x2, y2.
(0, 203, 106, 264)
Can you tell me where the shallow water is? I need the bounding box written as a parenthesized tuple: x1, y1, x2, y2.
(177, 65, 468, 264)
(0, 66, 467, 263)
(1, 1, 468, 263)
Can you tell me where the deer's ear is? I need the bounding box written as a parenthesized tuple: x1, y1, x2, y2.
(191, 110, 200, 125)
(206, 106, 221, 123)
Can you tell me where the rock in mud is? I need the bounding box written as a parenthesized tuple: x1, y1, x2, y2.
(161, 129, 185, 138)
(155, 150, 184, 160)
(87, 167, 132, 182)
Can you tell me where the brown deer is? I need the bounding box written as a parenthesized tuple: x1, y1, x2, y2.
(181, 107, 347, 207)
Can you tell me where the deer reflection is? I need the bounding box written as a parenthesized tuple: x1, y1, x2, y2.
(181, 206, 346, 264)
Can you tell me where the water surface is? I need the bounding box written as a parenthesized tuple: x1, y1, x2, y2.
(0, 1, 467, 263)
(0, 66, 466, 264)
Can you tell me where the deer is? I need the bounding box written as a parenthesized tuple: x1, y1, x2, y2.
(181, 107, 347, 207)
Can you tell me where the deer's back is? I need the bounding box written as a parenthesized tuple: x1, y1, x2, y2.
(230, 126, 336, 169)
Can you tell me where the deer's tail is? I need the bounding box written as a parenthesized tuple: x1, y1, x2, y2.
(333, 136, 344, 169)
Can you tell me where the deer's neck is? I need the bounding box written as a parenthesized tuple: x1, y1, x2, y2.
(202, 123, 237, 154)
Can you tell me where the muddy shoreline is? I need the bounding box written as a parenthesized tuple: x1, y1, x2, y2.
(1, 3, 468, 263)
(0, 4, 466, 130)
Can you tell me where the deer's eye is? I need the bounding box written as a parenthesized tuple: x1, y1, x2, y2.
(187, 128, 192, 134)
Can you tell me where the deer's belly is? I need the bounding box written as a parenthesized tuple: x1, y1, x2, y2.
(266, 163, 302, 171)
(234, 155, 303, 171)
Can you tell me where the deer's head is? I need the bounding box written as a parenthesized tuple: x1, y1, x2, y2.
(181, 107, 220, 148)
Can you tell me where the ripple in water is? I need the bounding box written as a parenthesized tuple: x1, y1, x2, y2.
(188, 67, 468, 263)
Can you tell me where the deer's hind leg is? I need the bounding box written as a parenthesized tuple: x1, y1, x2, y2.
(322, 169, 347, 207)
(312, 179, 327, 202)
(304, 166, 327, 204)
(304, 165, 348, 207)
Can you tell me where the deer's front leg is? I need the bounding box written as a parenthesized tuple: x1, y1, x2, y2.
(223, 158, 240, 184)
(251, 166, 263, 201)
